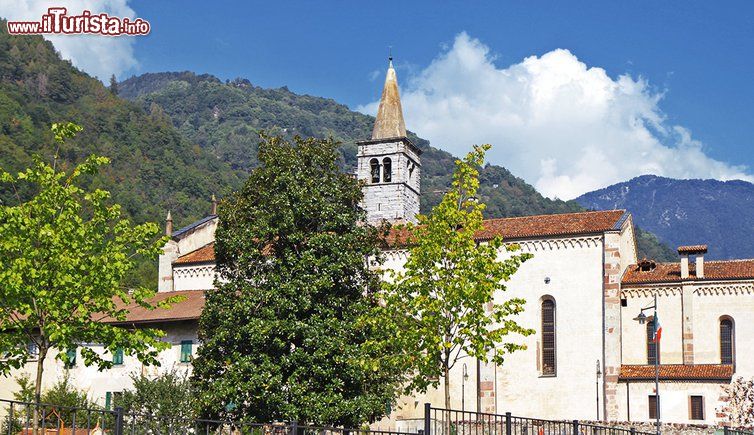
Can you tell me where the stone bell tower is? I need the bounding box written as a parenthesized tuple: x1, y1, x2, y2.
(357, 57, 421, 224)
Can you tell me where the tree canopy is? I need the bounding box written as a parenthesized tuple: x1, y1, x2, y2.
(0, 123, 177, 421)
(192, 134, 404, 426)
(373, 144, 534, 409)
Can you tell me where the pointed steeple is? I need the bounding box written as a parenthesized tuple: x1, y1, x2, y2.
(371, 57, 407, 140)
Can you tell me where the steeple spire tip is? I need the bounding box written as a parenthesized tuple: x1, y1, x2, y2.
(372, 54, 406, 140)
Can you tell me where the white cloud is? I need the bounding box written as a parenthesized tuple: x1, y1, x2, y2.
(0, 0, 140, 80)
(359, 32, 753, 199)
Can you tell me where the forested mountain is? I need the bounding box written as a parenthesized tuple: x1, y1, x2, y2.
(119, 72, 584, 218)
(578, 175, 754, 260)
(0, 23, 242, 229)
(0, 21, 674, 272)
(120, 71, 675, 261)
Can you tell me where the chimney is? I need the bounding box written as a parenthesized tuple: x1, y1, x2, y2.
(211, 194, 218, 215)
(678, 245, 708, 279)
(165, 211, 173, 236)
(696, 253, 704, 279)
(680, 254, 690, 279)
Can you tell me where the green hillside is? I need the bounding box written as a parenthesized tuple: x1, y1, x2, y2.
(119, 72, 582, 217)
(0, 21, 674, 265)
(120, 71, 675, 261)
(0, 24, 242, 228)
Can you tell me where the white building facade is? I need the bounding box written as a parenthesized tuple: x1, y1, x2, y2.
(2, 60, 752, 429)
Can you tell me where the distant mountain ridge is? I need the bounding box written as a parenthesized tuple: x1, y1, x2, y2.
(576, 175, 754, 260)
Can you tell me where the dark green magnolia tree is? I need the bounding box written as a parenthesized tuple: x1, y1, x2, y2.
(373, 144, 534, 410)
(192, 134, 403, 426)
(0, 123, 176, 434)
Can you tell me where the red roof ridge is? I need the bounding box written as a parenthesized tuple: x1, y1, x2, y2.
(482, 209, 626, 223)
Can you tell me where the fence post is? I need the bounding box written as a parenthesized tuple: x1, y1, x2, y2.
(572, 419, 579, 434)
(630, 428, 636, 435)
(424, 403, 431, 435)
(505, 412, 511, 435)
(724, 427, 730, 435)
(114, 406, 124, 435)
(290, 420, 298, 435)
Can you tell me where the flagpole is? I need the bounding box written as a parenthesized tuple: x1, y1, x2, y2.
(654, 292, 660, 435)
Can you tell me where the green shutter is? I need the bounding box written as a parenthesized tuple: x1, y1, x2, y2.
(65, 347, 76, 368)
(180, 340, 193, 363)
(113, 348, 123, 365)
(105, 392, 112, 411)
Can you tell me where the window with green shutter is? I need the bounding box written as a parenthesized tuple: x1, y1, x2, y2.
(180, 340, 193, 363)
(105, 392, 111, 410)
(113, 348, 123, 365)
(65, 347, 76, 368)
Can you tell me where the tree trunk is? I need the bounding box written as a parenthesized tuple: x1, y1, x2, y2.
(444, 363, 451, 410)
(33, 347, 46, 435)
(444, 363, 451, 435)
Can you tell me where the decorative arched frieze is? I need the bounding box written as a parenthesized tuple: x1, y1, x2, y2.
(174, 264, 216, 279)
(620, 287, 682, 299)
(505, 235, 601, 252)
(694, 283, 754, 296)
(381, 250, 410, 263)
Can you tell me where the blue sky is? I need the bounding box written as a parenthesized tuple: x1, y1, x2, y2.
(3, 1, 754, 198)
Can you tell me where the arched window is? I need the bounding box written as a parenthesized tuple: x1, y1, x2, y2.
(541, 299, 556, 376)
(720, 317, 734, 365)
(647, 318, 659, 365)
(382, 157, 392, 182)
(370, 158, 380, 183)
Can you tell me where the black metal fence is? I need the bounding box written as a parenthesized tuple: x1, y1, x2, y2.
(1, 398, 415, 435)
(4, 399, 750, 435)
(423, 405, 656, 435)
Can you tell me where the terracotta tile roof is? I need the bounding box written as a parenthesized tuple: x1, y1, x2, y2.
(678, 245, 708, 254)
(385, 210, 628, 247)
(103, 290, 205, 324)
(622, 259, 754, 284)
(174, 243, 215, 265)
(619, 364, 733, 381)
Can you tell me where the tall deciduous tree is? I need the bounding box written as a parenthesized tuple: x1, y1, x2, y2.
(375, 144, 534, 410)
(192, 134, 403, 426)
(0, 123, 174, 434)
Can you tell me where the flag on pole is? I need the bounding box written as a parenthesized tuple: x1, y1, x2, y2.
(653, 314, 663, 342)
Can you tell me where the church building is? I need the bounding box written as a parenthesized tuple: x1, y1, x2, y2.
(3, 60, 753, 429)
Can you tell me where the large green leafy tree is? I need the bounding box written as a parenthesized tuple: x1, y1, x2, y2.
(0, 123, 175, 434)
(192, 134, 403, 426)
(375, 145, 534, 410)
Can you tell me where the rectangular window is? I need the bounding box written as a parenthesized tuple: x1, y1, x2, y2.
(105, 391, 111, 411)
(180, 340, 193, 363)
(649, 395, 659, 420)
(112, 348, 123, 366)
(27, 341, 38, 358)
(647, 320, 659, 365)
(690, 396, 704, 420)
(65, 347, 76, 368)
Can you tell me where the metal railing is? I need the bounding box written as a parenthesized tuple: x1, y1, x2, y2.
(723, 428, 754, 435)
(1, 398, 417, 435)
(423, 405, 655, 435)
